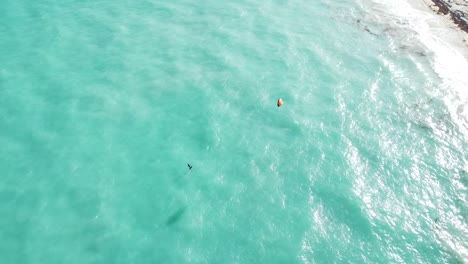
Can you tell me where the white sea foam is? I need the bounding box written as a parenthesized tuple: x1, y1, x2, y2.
(361, 0, 468, 140)
(357, 0, 468, 260)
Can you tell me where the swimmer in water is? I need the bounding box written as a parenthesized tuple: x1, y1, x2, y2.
(187, 164, 192, 171)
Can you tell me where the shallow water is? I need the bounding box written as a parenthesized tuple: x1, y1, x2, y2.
(1, 0, 467, 263)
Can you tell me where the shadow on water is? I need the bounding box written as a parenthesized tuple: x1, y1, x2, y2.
(166, 206, 187, 226)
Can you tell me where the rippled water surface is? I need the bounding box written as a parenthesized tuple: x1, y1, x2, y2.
(1, 0, 467, 263)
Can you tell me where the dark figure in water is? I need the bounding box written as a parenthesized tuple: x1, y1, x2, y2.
(187, 164, 192, 171)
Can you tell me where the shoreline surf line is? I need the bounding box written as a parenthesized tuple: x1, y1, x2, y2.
(417, 0, 468, 50)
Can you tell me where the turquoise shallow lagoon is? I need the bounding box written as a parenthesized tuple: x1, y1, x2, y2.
(1, 0, 468, 263)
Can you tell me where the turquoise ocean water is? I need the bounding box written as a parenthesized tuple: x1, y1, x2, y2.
(1, 0, 468, 263)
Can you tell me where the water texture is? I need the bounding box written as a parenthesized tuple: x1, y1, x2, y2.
(0, 0, 467, 263)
